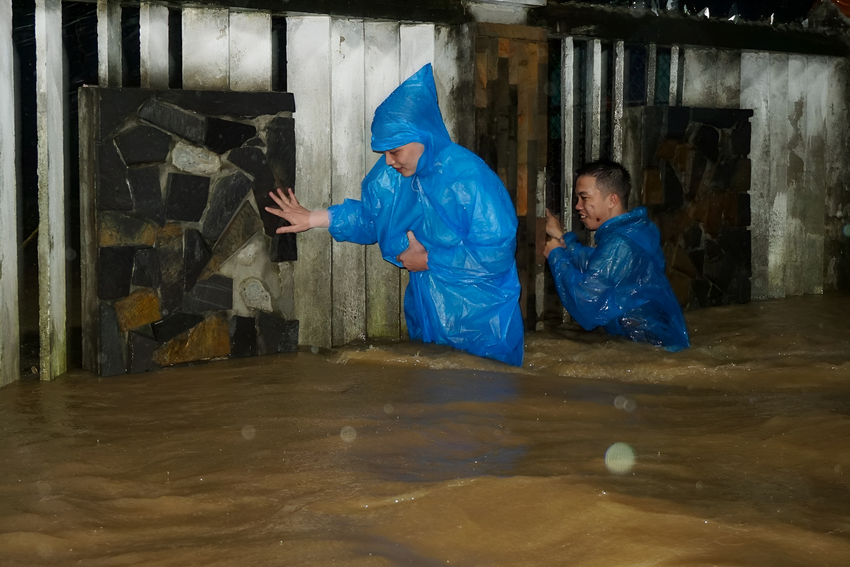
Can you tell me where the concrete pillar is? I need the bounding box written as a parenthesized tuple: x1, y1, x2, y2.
(97, 0, 122, 87)
(364, 21, 402, 339)
(0, 0, 20, 387)
(669, 45, 681, 106)
(612, 41, 625, 163)
(36, 0, 67, 380)
(229, 11, 272, 92)
(140, 2, 169, 89)
(287, 16, 333, 348)
(586, 39, 602, 161)
(182, 7, 229, 90)
(330, 18, 367, 346)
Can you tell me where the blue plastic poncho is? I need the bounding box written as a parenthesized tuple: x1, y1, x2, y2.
(327, 64, 524, 366)
(547, 206, 690, 351)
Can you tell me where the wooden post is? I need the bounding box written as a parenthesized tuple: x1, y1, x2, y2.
(36, 0, 67, 380)
(561, 37, 574, 233)
(646, 43, 656, 105)
(287, 16, 333, 348)
(330, 18, 366, 346)
(97, 0, 122, 87)
(612, 40, 625, 163)
(669, 45, 681, 106)
(182, 7, 229, 91)
(803, 55, 828, 295)
(0, 0, 20, 387)
(767, 53, 789, 298)
(140, 2, 169, 89)
(364, 21, 401, 339)
(586, 39, 601, 161)
(229, 11, 272, 92)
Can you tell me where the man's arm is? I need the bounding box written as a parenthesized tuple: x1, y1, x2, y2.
(547, 235, 638, 330)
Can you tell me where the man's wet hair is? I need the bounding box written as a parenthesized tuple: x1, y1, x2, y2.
(576, 160, 631, 207)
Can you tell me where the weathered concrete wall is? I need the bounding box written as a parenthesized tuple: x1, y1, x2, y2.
(0, 0, 20, 386)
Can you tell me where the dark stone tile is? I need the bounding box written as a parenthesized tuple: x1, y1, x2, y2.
(642, 106, 664, 166)
(204, 117, 257, 154)
(184, 275, 233, 313)
(266, 116, 296, 191)
(691, 108, 754, 130)
(152, 313, 231, 366)
(688, 248, 705, 277)
(98, 211, 157, 248)
(156, 223, 185, 315)
(114, 288, 162, 332)
(98, 247, 136, 300)
(270, 233, 298, 262)
(226, 146, 280, 236)
(166, 173, 210, 222)
(152, 312, 205, 343)
(730, 159, 751, 193)
(691, 278, 710, 309)
(662, 161, 684, 211)
(129, 331, 161, 373)
(229, 316, 257, 358)
(718, 226, 752, 275)
(691, 124, 720, 163)
(97, 142, 133, 211)
(705, 239, 722, 260)
(202, 171, 253, 241)
(708, 283, 726, 307)
(726, 265, 752, 304)
(243, 137, 264, 147)
(703, 252, 736, 292)
(183, 228, 212, 292)
(688, 152, 707, 197)
(138, 99, 206, 146)
(127, 165, 165, 226)
(738, 193, 751, 227)
(711, 158, 736, 190)
(96, 88, 155, 141)
(156, 90, 295, 118)
(665, 106, 690, 140)
(131, 323, 157, 341)
(730, 120, 751, 157)
(99, 302, 127, 377)
(200, 201, 264, 280)
(683, 224, 703, 251)
(132, 247, 162, 288)
(257, 313, 299, 355)
(115, 124, 172, 166)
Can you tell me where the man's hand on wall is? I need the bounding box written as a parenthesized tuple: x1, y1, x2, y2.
(266, 188, 329, 233)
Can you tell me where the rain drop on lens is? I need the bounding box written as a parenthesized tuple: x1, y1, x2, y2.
(383, 403, 394, 414)
(241, 425, 256, 440)
(605, 442, 636, 475)
(340, 425, 357, 443)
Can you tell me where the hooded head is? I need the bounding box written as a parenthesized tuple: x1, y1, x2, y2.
(371, 64, 452, 175)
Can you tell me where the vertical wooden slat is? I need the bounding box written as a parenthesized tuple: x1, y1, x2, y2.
(78, 88, 97, 374)
(139, 2, 169, 89)
(740, 52, 770, 299)
(716, 49, 742, 109)
(364, 21, 401, 339)
(182, 7, 229, 91)
(36, 0, 66, 380)
(97, 0, 122, 87)
(331, 18, 366, 346)
(784, 54, 807, 297)
(646, 43, 656, 106)
(825, 57, 850, 291)
(435, 24, 474, 149)
(287, 16, 333, 348)
(561, 37, 574, 234)
(0, 0, 20, 386)
(767, 53, 789, 298)
(612, 40, 625, 163)
(669, 45, 680, 106)
(586, 39, 602, 161)
(398, 23, 435, 337)
(229, 11, 272, 92)
(515, 39, 531, 216)
(804, 56, 828, 295)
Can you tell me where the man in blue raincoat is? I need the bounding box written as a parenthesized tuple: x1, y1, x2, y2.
(266, 64, 524, 366)
(544, 160, 690, 351)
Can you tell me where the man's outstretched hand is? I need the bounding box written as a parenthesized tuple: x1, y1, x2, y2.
(266, 188, 329, 233)
(398, 231, 429, 272)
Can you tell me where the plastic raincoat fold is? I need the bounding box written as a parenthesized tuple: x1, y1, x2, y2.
(327, 64, 524, 366)
(547, 206, 690, 351)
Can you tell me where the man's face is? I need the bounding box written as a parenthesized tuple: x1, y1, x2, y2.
(575, 174, 615, 231)
(384, 142, 425, 177)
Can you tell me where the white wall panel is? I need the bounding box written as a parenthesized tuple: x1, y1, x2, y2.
(182, 7, 229, 90)
(140, 2, 169, 89)
(229, 11, 272, 92)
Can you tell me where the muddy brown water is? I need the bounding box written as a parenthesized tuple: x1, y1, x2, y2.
(2, 295, 850, 566)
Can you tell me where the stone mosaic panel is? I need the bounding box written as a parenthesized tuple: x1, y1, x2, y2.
(639, 106, 753, 310)
(80, 87, 299, 376)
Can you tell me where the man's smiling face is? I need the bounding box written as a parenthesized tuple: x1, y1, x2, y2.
(575, 174, 616, 231)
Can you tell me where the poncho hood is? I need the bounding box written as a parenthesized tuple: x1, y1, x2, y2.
(370, 64, 452, 175)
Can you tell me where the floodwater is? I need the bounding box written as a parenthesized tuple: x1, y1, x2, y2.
(2, 295, 850, 566)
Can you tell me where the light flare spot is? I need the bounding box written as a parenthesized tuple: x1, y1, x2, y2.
(340, 425, 357, 443)
(605, 442, 636, 475)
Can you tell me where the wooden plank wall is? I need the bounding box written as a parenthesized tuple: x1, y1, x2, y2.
(0, 0, 20, 386)
(288, 16, 469, 348)
(473, 23, 547, 329)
